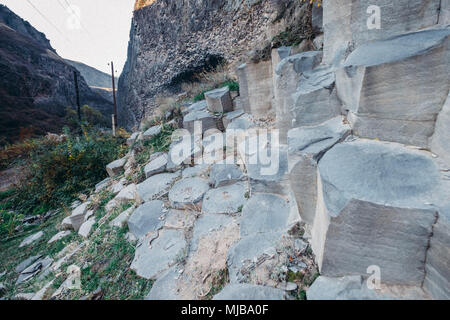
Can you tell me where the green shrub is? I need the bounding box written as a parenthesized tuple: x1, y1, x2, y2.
(9, 125, 128, 216)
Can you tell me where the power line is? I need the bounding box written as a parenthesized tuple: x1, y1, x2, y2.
(25, 0, 71, 44)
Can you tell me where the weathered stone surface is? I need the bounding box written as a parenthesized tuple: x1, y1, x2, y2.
(109, 206, 135, 228)
(143, 125, 162, 140)
(312, 3, 323, 33)
(274, 51, 323, 143)
(164, 209, 197, 230)
(312, 139, 446, 286)
(145, 266, 181, 300)
(307, 276, 430, 300)
(131, 228, 187, 279)
(70, 203, 91, 228)
(290, 66, 341, 130)
(78, 218, 95, 238)
(209, 164, 244, 188)
(145, 153, 168, 178)
(168, 177, 210, 209)
(430, 93, 450, 165)
(202, 183, 246, 215)
(227, 232, 283, 283)
(111, 178, 126, 195)
(226, 113, 254, 131)
(190, 213, 234, 252)
(222, 110, 244, 129)
(182, 164, 210, 178)
(48, 231, 71, 244)
(136, 172, 180, 203)
(183, 107, 218, 134)
(95, 177, 110, 193)
(336, 27, 450, 148)
(323, 0, 443, 64)
(19, 231, 44, 248)
(287, 116, 351, 225)
(240, 194, 293, 237)
(16, 257, 53, 284)
(15, 255, 43, 273)
(423, 208, 450, 299)
(167, 135, 202, 170)
(113, 184, 137, 204)
(127, 132, 139, 146)
(237, 60, 273, 118)
(205, 86, 233, 113)
(214, 283, 286, 300)
(202, 131, 225, 164)
(106, 158, 127, 177)
(128, 200, 165, 239)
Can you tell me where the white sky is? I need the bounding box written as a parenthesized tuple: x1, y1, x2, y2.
(0, 0, 135, 74)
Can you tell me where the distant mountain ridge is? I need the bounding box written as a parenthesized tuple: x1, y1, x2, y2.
(65, 59, 117, 89)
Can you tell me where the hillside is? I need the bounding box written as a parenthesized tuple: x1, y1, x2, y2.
(65, 59, 117, 89)
(0, 5, 113, 146)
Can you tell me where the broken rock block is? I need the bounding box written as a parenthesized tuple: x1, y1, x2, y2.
(307, 276, 431, 300)
(167, 135, 202, 171)
(222, 110, 244, 129)
(213, 283, 286, 300)
(209, 164, 244, 188)
(312, 139, 447, 286)
(127, 200, 165, 239)
(205, 86, 233, 113)
(323, 0, 443, 64)
(144, 153, 168, 178)
(168, 177, 210, 209)
(131, 228, 187, 280)
(287, 116, 351, 225)
(336, 27, 450, 148)
(236, 60, 273, 118)
(106, 158, 127, 177)
(136, 172, 180, 203)
(126, 132, 139, 146)
(69, 201, 91, 232)
(143, 125, 162, 141)
(183, 106, 219, 135)
(274, 51, 323, 143)
(78, 218, 95, 238)
(19, 231, 44, 248)
(290, 65, 341, 130)
(145, 266, 181, 300)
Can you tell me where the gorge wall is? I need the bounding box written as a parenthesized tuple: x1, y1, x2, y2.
(118, 0, 313, 129)
(0, 5, 113, 145)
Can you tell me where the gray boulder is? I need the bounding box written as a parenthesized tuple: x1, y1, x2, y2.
(106, 158, 126, 177)
(226, 113, 254, 131)
(336, 27, 450, 148)
(183, 106, 218, 134)
(128, 200, 165, 239)
(78, 218, 95, 238)
(287, 116, 351, 225)
(15, 255, 43, 273)
(213, 283, 286, 300)
(205, 86, 233, 113)
(168, 177, 210, 209)
(145, 267, 181, 300)
(95, 178, 110, 193)
(136, 172, 180, 203)
(127, 132, 139, 146)
(48, 231, 71, 244)
(222, 110, 244, 129)
(131, 229, 187, 279)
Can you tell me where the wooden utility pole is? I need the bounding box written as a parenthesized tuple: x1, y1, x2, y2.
(73, 71, 81, 121)
(111, 61, 118, 135)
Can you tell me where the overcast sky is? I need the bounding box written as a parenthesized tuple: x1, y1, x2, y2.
(0, 0, 135, 74)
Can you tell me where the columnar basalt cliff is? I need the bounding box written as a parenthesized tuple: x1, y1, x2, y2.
(118, 0, 312, 129)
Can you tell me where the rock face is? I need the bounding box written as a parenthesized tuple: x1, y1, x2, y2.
(336, 28, 450, 148)
(0, 5, 113, 145)
(322, 0, 446, 64)
(65, 59, 116, 89)
(312, 139, 446, 286)
(118, 0, 310, 128)
(205, 87, 233, 113)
